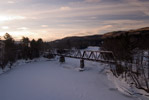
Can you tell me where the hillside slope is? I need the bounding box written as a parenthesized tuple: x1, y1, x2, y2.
(49, 35, 102, 49)
(102, 27, 149, 38)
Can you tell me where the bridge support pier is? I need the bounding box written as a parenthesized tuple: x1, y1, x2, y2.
(80, 59, 84, 69)
(59, 56, 65, 63)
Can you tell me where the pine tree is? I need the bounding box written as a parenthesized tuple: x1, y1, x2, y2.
(3, 33, 16, 68)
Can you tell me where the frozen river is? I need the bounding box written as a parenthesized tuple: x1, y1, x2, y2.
(0, 58, 140, 100)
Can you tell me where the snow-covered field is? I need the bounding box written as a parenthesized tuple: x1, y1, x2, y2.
(0, 47, 148, 100)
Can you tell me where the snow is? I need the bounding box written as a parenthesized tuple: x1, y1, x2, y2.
(0, 57, 145, 100)
(107, 70, 149, 100)
(83, 46, 100, 51)
(0, 46, 148, 100)
(0, 57, 47, 75)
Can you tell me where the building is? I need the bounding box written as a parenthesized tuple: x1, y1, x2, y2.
(0, 41, 5, 65)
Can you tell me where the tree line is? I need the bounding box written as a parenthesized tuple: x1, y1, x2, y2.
(49, 35, 102, 49)
(0, 33, 49, 70)
(101, 31, 149, 92)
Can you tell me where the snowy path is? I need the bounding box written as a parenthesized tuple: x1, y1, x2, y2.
(0, 58, 137, 100)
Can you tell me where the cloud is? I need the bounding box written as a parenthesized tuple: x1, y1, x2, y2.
(101, 19, 149, 31)
(29, 3, 143, 19)
(7, 1, 15, 4)
(83, 25, 113, 35)
(0, 0, 149, 41)
(17, 27, 28, 30)
(41, 25, 48, 28)
(84, 0, 101, 3)
(60, 6, 71, 11)
(1, 26, 9, 29)
(0, 15, 25, 23)
(68, 25, 113, 36)
(125, 0, 149, 16)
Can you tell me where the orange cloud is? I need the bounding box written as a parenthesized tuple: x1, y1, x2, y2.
(60, 7, 71, 11)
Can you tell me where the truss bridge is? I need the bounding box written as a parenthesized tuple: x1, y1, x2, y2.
(50, 49, 116, 64)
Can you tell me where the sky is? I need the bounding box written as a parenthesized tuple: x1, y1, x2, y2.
(0, 0, 149, 41)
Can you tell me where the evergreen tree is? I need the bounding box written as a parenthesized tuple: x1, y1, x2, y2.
(37, 38, 44, 54)
(21, 37, 30, 60)
(3, 33, 16, 68)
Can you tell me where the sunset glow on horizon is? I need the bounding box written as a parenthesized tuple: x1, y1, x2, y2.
(0, 0, 149, 41)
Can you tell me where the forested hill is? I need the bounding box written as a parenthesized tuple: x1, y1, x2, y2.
(49, 35, 103, 49)
(102, 27, 149, 38)
(102, 27, 149, 50)
(49, 27, 149, 49)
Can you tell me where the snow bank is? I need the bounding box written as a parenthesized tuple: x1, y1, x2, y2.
(0, 57, 48, 75)
(106, 70, 149, 100)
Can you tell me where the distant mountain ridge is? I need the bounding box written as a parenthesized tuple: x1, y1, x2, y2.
(49, 27, 149, 49)
(102, 27, 149, 52)
(102, 27, 149, 38)
(49, 35, 102, 49)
